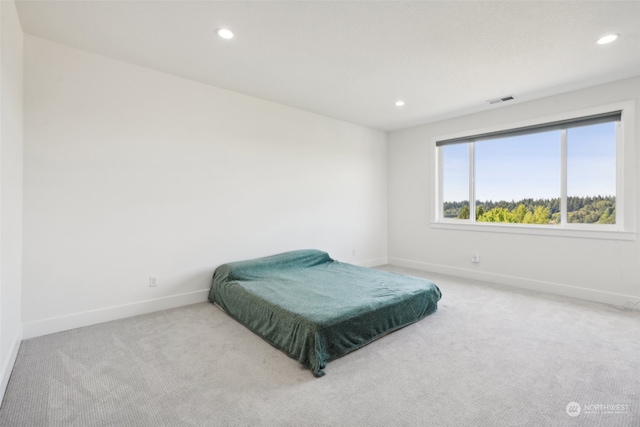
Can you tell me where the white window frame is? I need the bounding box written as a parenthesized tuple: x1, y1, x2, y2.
(433, 101, 636, 241)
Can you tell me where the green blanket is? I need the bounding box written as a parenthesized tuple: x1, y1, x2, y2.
(209, 250, 441, 377)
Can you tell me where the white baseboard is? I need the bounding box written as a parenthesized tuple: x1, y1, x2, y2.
(1, 326, 23, 407)
(19, 257, 389, 341)
(22, 289, 210, 340)
(388, 257, 640, 308)
(353, 257, 388, 268)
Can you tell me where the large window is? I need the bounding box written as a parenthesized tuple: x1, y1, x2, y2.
(437, 111, 620, 228)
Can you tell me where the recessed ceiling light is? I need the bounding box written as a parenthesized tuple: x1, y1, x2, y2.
(395, 100, 405, 107)
(597, 34, 618, 45)
(217, 28, 234, 40)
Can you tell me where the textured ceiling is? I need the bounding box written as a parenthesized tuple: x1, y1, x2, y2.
(15, 0, 640, 131)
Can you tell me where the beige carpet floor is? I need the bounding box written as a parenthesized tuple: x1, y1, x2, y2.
(1, 266, 638, 426)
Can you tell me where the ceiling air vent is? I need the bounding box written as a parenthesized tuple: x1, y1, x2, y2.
(486, 96, 515, 105)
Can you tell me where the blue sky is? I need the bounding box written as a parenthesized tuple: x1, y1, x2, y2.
(442, 122, 616, 202)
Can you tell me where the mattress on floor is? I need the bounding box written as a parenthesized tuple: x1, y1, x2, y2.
(209, 249, 441, 377)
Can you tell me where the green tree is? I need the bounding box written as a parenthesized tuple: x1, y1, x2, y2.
(457, 205, 470, 219)
(531, 206, 551, 224)
(513, 204, 528, 223)
(478, 207, 515, 223)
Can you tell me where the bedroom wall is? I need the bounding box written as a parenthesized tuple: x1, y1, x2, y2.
(0, 0, 24, 403)
(387, 77, 640, 306)
(22, 36, 387, 338)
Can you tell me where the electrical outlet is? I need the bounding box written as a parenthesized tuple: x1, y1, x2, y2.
(149, 276, 157, 287)
(471, 254, 480, 263)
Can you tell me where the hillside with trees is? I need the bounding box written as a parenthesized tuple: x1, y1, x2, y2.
(443, 196, 615, 225)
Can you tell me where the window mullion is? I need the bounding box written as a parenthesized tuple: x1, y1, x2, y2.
(469, 142, 476, 222)
(560, 129, 568, 225)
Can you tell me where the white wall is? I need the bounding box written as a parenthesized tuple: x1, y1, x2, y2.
(388, 77, 640, 306)
(22, 36, 387, 338)
(0, 0, 24, 403)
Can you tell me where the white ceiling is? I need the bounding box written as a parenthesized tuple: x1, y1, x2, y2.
(14, 0, 640, 131)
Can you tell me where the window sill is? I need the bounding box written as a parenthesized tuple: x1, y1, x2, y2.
(431, 221, 636, 241)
